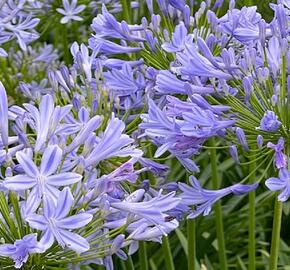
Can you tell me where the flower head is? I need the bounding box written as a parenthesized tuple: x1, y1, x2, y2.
(0, 234, 43, 268)
(56, 0, 86, 24)
(26, 188, 93, 253)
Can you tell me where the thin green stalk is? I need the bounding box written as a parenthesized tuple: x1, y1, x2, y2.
(187, 219, 196, 270)
(210, 138, 228, 270)
(124, 255, 135, 270)
(248, 150, 256, 270)
(269, 199, 283, 270)
(120, 0, 131, 24)
(139, 241, 148, 270)
(162, 236, 175, 270)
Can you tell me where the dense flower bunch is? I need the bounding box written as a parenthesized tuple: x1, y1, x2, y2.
(1, 0, 290, 269)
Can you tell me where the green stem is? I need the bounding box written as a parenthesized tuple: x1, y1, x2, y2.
(139, 241, 148, 270)
(248, 150, 256, 270)
(210, 138, 228, 270)
(124, 255, 135, 270)
(187, 219, 196, 270)
(120, 0, 131, 24)
(162, 236, 175, 270)
(269, 199, 283, 270)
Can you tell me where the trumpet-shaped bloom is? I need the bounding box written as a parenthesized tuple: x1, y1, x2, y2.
(111, 190, 180, 229)
(23, 94, 72, 152)
(265, 168, 290, 201)
(26, 188, 93, 253)
(267, 138, 287, 169)
(0, 234, 44, 269)
(179, 176, 258, 218)
(4, 145, 82, 212)
(85, 116, 142, 167)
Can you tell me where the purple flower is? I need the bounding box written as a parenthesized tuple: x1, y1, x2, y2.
(258, 111, 281, 132)
(176, 43, 232, 80)
(89, 36, 141, 55)
(56, 0, 86, 24)
(4, 145, 82, 212)
(162, 22, 191, 53)
(23, 94, 72, 152)
(85, 116, 142, 167)
(236, 127, 249, 151)
(111, 190, 180, 230)
(156, 71, 214, 95)
(0, 234, 43, 268)
(267, 138, 287, 169)
(265, 168, 290, 201)
(91, 5, 144, 42)
(26, 188, 92, 253)
(179, 176, 258, 218)
(104, 64, 146, 97)
(229, 145, 240, 164)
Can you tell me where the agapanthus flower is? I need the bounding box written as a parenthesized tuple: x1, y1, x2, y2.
(267, 138, 287, 169)
(0, 234, 44, 268)
(26, 187, 93, 253)
(23, 94, 72, 152)
(85, 116, 142, 167)
(265, 169, 290, 202)
(179, 176, 258, 218)
(56, 0, 86, 24)
(4, 145, 82, 212)
(258, 111, 281, 132)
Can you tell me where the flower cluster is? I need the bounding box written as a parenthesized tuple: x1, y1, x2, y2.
(2, 0, 290, 269)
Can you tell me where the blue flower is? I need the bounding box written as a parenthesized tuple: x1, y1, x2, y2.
(85, 116, 142, 167)
(26, 187, 93, 253)
(179, 176, 258, 218)
(0, 234, 43, 268)
(267, 138, 287, 169)
(56, 0, 86, 24)
(23, 94, 72, 152)
(258, 111, 281, 132)
(176, 43, 232, 80)
(4, 145, 82, 213)
(111, 190, 180, 230)
(91, 5, 144, 42)
(162, 22, 191, 53)
(265, 168, 290, 201)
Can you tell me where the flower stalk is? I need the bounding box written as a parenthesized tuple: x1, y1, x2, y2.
(210, 138, 228, 270)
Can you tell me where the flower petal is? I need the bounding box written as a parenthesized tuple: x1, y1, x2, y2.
(58, 229, 90, 253)
(4, 175, 36, 191)
(26, 214, 47, 230)
(40, 145, 62, 176)
(57, 213, 92, 229)
(265, 177, 285, 191)
(39, 230, 55, 251)
(16, 151, 39, 177)
(46, 173, 82, 186)
(55, 187, 74, 219)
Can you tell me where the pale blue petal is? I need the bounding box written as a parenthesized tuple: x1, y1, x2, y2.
(39, 230, 55, 251)
(16, 151, 39, 177)
(4, 175, 36, 191)
(58, 229, 90, 253)
(46, 173, 82, 186)
(40, 145, 62, 176)
(55, 187, 74, 219)
(57, 213, 92, 229)
(26, 214, 47, 230)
